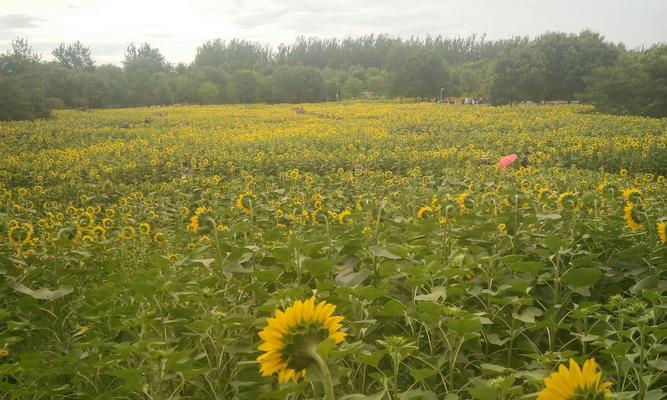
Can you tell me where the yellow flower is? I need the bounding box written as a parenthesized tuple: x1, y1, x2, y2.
(538, 358, 612, 400)
(498, 223, 506, 232)
(0, 347, 10, 358)
(188, 206, 212, 233)
(257, 297, 346, 384)
(558, 192, 576, 209)
(622, 188, 641, 201)
(236, 193, 254, 215)
(337, 209, 351, 224)
(623, 202, 644, 231)
(658, 222, 667, 245)
(92, 225, 107, 238)
(417, 205, 433, 219)
(8, 222, 34, 246)
(457, 192, 470, 212)
(139, 222, 151, 235)
(153, 231, 165, 244)
(121, 226, 136, 240)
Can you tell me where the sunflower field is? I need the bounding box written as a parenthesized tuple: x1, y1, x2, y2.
(0, 102, 666, 399)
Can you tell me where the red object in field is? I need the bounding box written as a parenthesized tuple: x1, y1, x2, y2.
(497, 154, 518, 169)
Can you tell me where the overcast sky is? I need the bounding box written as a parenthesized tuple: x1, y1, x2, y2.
(1, 0, 665, 65)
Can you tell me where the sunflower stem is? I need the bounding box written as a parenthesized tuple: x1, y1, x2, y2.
(308, 347, 335, 400)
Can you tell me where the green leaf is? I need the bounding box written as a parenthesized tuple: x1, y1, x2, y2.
(480, 363, 509, 375)
(336, 268, 369, 287)
(410, 368, 438, 382)
(10, 283, 73, 301)
(191, 258, 216, 267)
(544, 234, 566, 252)
(561, 267, 600, 287)
(374, 299, 405, 317)
(355, 351, 384, 368)
(368, 246, 401, 260)
(508, 261, 543, 274)
(303, 258, 333, 278)
(399, 389, 439, 400)
(647, 359, 667, 371)
(258, 381, 308, 399)
(341, 391, 386, 400)
(512, 307, 543, 323)
(571, 253, 601, 267)
(469, 386, 497, 400)
(415, 287, 446, 301)
(316, 338, 336, 358)
(448, 318, 481, 335)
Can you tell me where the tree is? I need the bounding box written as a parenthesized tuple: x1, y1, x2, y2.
(194, 39, 271, 70)
(640, 44, 667, 117)
(533, 31, 619, 100)
(342, 76, 364, 99)
(231, 70, 260, 103)
(0, 38, 41, 75)
(581, 45, 667, 118)
(52, 41, 95, 70)
(197, 81, 220, 104)
(123, 43, 170, 72)
(489, 45, 545, 103)
(387, 48, 449, 99)
(450, 61, 490, 98)
(269, 66, 326, 103)
(0, 66, 51, 121)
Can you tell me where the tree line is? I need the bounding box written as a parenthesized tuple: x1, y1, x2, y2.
(0, 31, 665, 121)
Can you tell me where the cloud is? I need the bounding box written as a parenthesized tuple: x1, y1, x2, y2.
(0, 14, 43, 35)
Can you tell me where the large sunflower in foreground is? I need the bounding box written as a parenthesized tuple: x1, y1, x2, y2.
(538, 359, 612, 400)
(623, 202, 644, 231)
(257, 297, 346, 384)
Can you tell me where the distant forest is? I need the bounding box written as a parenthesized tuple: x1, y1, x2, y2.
(0, 31, 665, 120)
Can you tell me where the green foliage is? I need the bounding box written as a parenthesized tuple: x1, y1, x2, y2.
(231, 70, 261, 103)
(490, 31, 620, 104)
(388, 47, 449, 99)
(0, 103, 666, 398)
(0, 33, 663, 120)
(0, 66, 51, 121)
(197, 81, 220, 104)
(581, 45, 667, 117)
(342, 76, 365, 99)
(52, 41, 95, 70)
(269, 65, 326, 103)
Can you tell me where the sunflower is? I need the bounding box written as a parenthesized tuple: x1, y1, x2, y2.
(623, 202, 644, 231)
(188, 206, 213, 234)
(153, 231, 165, 244)
(121, 226, 136, 240)
(8, 222, 33, 246)
(92, 225, 107, 239)
(417, 205, 433, 219)
(658, 221, 667, 245)
(337, 209, 351, 224)
(139, 222, 151, 235)
(236, 193, 254, 215)
(257, 297, 346, 384)
(538, 358, 612, 400)
(457, 192, 470, 212)
(558, 192, 576, 209)
(621, 187, 642, 201)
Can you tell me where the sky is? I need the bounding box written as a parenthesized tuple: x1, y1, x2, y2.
(1, 0, 665, 65)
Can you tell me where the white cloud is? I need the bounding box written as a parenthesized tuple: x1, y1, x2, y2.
(0, 0, 665, 64)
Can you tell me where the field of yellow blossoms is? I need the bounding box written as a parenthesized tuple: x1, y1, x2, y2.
(0, 102, 666, 399)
